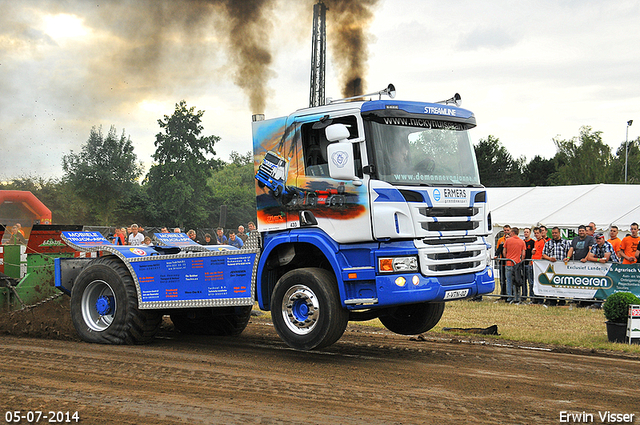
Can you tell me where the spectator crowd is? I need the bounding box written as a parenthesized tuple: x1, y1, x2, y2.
(494, 222, 639, 304)
(1, 221, 258, 249)
(107, 221, 258, 248)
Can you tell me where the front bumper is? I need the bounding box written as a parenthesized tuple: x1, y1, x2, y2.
(341, 266, 495, 308)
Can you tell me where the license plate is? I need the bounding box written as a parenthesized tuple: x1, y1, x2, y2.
(443, 289, 469, 300)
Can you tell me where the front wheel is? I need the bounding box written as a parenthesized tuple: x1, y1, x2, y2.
(70, 256, 162, 344)
(270, 268, 348, 351)
(379, 302, 445, 335)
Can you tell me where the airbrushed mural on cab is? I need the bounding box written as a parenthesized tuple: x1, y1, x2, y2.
(253, 120, 367, 229)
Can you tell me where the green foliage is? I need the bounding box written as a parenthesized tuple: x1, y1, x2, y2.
(228, 151, 253, 167)
(144, 100, 221, 229)
(610, 137, 640, 184)
(522, 155, 557, 186)
(113, 184, 154, 226)
(474, 135, 524, 186)
(473, 127, 638, 187)
(62, 126, 143, 225)
(551, 126, 613, 185)
(208, 151, 257, 229)
(603, 292, 640, 323)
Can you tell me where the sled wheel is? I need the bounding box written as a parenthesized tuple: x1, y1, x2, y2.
(271, 268, 348, 350)
(170, 306, 252, 336)
(379, 302, 445, 335)
(70, 256, 162, 344)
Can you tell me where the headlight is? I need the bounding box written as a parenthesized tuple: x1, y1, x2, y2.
(378, 256, 419, 273)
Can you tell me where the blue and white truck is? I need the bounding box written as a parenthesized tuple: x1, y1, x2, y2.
(55, 85, 494, 350)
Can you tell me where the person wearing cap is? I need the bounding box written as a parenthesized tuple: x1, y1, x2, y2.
(586, 233, 619, 263)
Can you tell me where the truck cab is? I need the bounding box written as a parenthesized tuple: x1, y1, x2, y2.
(252, 87, 494, 350)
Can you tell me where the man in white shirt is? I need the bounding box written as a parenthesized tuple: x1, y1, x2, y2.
(128, 223, 145, 246)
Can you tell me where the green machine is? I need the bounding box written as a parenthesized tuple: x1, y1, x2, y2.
(1, 225, 83, 310)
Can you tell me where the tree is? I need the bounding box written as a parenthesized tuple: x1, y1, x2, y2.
(208, 151, 256, 229)
(522, 155, 556, 186)
(474, 135, 524, 186)
(145, 100, 221, 229)
(62, 126, 143, 224)
(551, 126, 613, 185)
(611, 136, 640, 184)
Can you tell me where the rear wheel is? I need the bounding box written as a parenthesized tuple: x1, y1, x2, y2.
(70, 256, 162, 344)
(270, 268, 348, 350)
(379, 302, 445, 335)
(170, 306, 252, 336)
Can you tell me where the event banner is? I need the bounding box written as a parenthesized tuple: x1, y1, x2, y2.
(533, 260, 640, 299)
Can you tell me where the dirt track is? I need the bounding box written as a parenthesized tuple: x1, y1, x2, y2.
(0, 303, 639, 425)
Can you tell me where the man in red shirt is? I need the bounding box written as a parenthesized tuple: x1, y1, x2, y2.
(618, 222, 640, 264)
(503, 227, 526, 303)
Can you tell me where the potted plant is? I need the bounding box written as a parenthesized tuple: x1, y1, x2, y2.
(603, 292, 640, 343)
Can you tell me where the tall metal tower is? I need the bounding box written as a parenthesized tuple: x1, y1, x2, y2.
(309, 1, 327, 107)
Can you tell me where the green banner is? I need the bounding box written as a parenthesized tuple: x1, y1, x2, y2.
(597, 263, 640, 299)
(533, 260, 640, 299)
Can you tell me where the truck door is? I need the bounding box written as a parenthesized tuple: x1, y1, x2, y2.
(291, 114, 373, 243)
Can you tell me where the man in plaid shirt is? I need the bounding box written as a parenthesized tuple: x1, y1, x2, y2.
(541, 227, 571, 306)
(586, 233, 620, 263)
(541, 227, 571, 262)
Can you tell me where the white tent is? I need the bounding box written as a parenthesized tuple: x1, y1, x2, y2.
(486, 184, 640, 244)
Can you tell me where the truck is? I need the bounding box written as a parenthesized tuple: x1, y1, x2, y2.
(54, 85, 494, 351)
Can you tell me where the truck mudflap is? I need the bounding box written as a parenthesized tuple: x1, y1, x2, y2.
(56, 231, 261, 310)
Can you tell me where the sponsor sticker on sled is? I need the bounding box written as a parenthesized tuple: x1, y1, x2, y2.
(130, 248, 147, 256)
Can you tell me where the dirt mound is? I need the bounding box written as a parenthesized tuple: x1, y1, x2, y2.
(0, 297, 80, 341)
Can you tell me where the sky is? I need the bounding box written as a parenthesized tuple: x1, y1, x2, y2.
(1, 0, 639, 180)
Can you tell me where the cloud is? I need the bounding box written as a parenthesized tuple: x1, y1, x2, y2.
(457, 27, 518, 51)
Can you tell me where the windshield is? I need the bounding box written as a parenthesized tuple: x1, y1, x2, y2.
(366, 120, 481, 186)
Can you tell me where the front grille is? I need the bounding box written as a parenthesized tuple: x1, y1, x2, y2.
(259, 161, 273, 175)
(422, 221, 478, 232)
(419, 207, 478, 217)
(428, 251, 479, 261)
(429, 261, 480, 272)
(421, 237, 477, 245)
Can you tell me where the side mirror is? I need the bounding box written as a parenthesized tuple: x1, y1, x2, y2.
(325, 124, 350, 142)
(327, 142, 357, 181)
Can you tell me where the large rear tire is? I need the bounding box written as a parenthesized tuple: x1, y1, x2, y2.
(170, 306, 252, 336)
(379, 302, 445, 335)
(270, 268, 348, 351)
(70, 256, 162, 344)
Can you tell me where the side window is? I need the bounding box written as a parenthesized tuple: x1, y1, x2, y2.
(301, 116, 359, 177)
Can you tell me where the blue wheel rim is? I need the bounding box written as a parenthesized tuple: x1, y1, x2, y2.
(281, 284, 320, 335)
